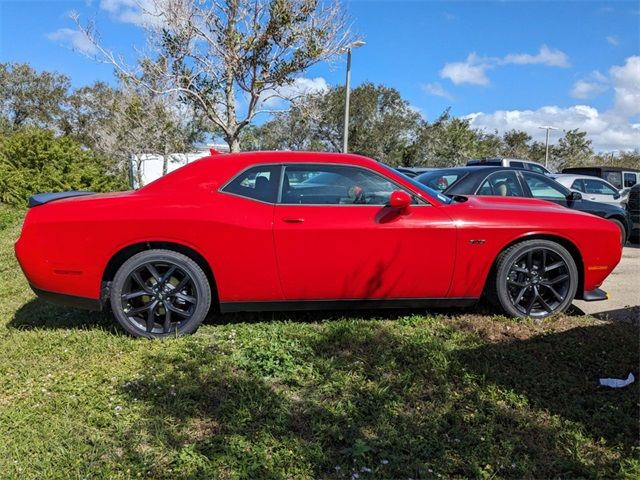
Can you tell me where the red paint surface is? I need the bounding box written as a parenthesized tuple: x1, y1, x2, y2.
(15, 152, 622, 304)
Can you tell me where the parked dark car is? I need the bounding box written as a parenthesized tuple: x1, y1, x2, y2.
(627, 183, 640, 243)
(415, 167, 632, 244)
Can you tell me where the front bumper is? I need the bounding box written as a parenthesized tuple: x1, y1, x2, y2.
(582, 288, 608, 302)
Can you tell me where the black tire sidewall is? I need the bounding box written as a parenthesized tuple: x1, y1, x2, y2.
(495, 240, 578, 319)
(609, 219, 626, 246)
(110, 249, 211, 338)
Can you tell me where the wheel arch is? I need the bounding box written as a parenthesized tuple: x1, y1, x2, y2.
(101, 241, 219, 311)
(483, 234, 585, 301)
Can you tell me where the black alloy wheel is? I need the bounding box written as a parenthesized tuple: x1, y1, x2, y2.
(493, 240, 578, 318)
(110, 249, 211, 338)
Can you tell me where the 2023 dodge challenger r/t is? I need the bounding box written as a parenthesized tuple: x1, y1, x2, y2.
(15, 152, 622, 338)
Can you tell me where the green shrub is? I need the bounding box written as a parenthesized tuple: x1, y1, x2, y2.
(0, 128, 128, 206)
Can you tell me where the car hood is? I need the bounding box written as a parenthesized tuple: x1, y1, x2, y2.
(454, 194, 574, 213)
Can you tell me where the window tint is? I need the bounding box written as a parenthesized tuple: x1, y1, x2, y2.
(527, 163, 548, 174)
(624, 172, 637, 188)
(281, 165, 400, 205)
(509, 161, 525, 169)
(415, 171, 465, 191)
(583, 179, 617, 195)
(523, 173, 568, 199)
(604, 172, 622, 189)
(570, 179, 585, 192)
(222, 165, 281, 203)
(476, 172, 524, 197)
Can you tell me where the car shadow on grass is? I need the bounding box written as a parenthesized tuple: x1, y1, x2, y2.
(8, 296, 479, 333)
(112, 319, 638, 478)
(9, 298, 117, 331)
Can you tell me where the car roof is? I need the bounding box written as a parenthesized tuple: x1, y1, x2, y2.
(199, 150, 378, 167)
(552, 173, 618, 183)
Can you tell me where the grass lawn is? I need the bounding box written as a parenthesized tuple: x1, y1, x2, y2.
(0, 204, 638, 479)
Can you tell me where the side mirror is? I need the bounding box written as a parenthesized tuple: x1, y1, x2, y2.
(613, 192, 620, 200)
(389, 190, 412, 212)
(568, 191, 582, 201)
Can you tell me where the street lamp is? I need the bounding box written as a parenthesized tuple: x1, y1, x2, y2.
(342, 40, 366, 153)
(538, 125, 558, 169)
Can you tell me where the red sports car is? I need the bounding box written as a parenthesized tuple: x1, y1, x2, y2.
(15, 152, 622, 338)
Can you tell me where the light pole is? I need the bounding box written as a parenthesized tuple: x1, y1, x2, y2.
(538, 125, 558, 169)
(342, 40, 366, 153)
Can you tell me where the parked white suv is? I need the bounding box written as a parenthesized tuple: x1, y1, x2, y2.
(466, 157, 551, 175)
(552, 174, 626, 208)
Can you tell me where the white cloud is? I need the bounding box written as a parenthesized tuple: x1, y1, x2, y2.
(46, 28, 98, 54)
(571, 80, 607, 99)
(259, 77, 329, 108)
(502, 45, 570, 68)
(609, 56, 640, 117)
(606, 35, 620, 46)
(465, 55, 640, 152)
(440, 46, 570, 86)
(467, 105, 640, 152)
(421, 82, 454, 100)
(570, 71, 608, 99)
(99, 0, 163, 27)
(440, 53, 491, 86)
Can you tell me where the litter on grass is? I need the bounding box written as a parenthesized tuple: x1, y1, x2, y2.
(599, 372, 635, 388)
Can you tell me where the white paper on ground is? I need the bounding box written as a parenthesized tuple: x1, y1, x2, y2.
(599, 372, 635, 388)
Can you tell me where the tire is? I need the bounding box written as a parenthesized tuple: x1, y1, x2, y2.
(491, 239, 578, 319)
(110, 249, 211, 338)
(609, 218, 627, 247)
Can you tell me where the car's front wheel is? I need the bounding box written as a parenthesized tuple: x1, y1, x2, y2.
(609, 218, 627, 246)
(110, 249, 211, 338)
(492, 240, 578, 319)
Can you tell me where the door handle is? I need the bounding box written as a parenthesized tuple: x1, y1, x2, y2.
(283, 217, 305, 223)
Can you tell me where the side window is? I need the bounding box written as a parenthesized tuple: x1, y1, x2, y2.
(527, 163, 548, 174)
(624, 173, 637, 188)
(476, 171, 524, 197)
(570, 179, 585, 192)
(509, 161, 525, 169)
(222, 165, 281, 203)
(523, 173, 568, 199)
(584, 179, 617, 195)
(280, 165, 401, 205)
(605, 172, 622, 189)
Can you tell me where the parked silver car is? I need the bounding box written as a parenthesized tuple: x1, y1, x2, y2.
(551, 174, 626, 208)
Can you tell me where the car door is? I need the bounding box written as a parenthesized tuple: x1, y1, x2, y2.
(273, 163, 457, 301)
(582, 178, 622, 207)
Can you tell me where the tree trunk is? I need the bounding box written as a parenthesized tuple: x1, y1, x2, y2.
(162, 145, 169, 176)
(228, 136, 240, 152)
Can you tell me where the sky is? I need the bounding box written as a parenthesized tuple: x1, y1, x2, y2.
(0, 0, 639, 151)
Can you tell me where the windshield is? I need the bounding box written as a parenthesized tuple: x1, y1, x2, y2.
(415, 170, 467, 192)
(381, 164, 452, 204)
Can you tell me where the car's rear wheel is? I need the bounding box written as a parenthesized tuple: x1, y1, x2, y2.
(493, 240, 578, 319)
(609, 218, 626, 246)
(110, 249, 211, 338)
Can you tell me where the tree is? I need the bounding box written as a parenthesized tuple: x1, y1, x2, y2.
(76, 0, 353, 152)
(0, 128, 127, 206)
(412, 109, 486, 167)
(500, 129, 531, 159)
(62, 81, 207, 186)
(553, 129, 594, 170)
(0, 62, 70, 131)
(244, 83, 423, 165)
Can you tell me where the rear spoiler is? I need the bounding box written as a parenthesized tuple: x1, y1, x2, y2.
(28, 191, 95, 208)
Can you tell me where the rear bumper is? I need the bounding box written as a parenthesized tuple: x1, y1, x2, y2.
(582, 288, 608, 302)
(31, 286, 102, 311)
